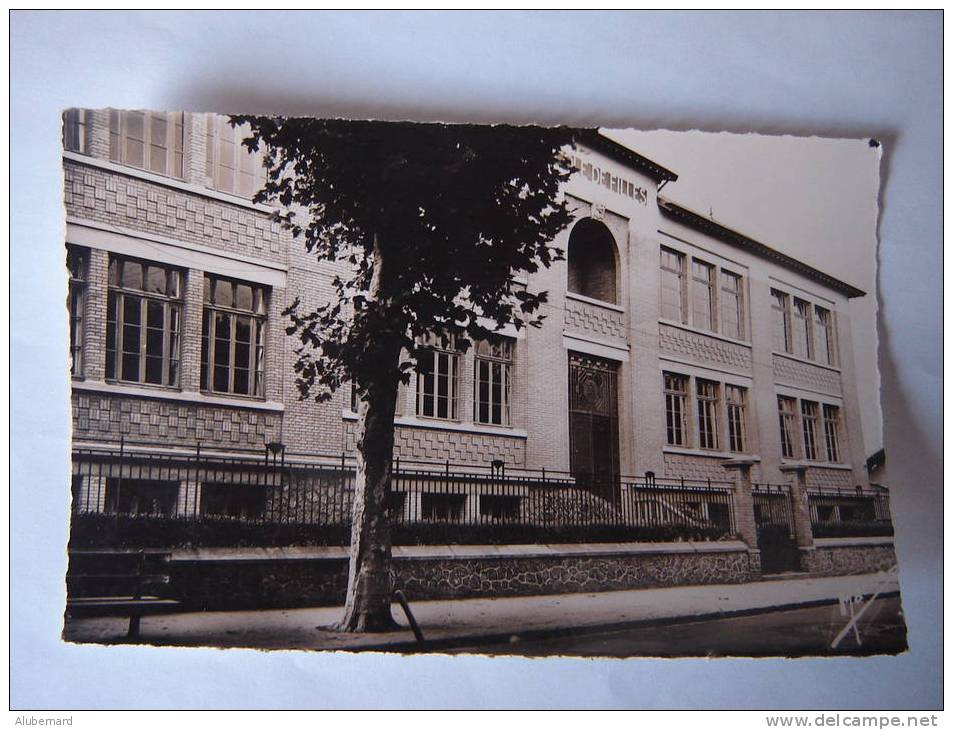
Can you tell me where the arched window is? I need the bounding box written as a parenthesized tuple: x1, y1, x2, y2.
(567, 218, 618, 304)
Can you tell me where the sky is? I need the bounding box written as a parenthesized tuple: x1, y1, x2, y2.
(605, 129, 883, 456)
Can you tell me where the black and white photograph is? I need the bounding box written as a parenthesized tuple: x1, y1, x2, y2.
(10, 9, 942, 714)
(59, 113, 901, 658)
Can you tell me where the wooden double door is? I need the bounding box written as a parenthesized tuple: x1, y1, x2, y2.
(568, 353, 620, 491)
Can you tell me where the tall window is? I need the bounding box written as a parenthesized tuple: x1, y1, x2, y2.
(663, 372, 689, 446)
(691, 260, 715, 332)
(109, 110, 184, 178)
(106, 256, 182, 386)
(801, 400, 819, 460)
(720, 270, 744, 340)
(474, 339, 513, 426)
(792, 298, 813, 359)
(823, 405, 841, 462)
(726, 385, 747, 453)
(659, 247, 686, 323)
(67, 247, 87, 376)
(696, 379, 719, 450)
(771, 289, 791, 353)
(205, 116, 267, 198)
(201, 276, 267, 397)
(417, 334, 460, 420)
(63, 109, 87, 153)
(815, 307, 836, 366)
(778, 396, 798, 459)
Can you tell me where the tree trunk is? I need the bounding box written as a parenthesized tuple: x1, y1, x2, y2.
(337, 234, 402, 632)
(336, 368, 401, 632)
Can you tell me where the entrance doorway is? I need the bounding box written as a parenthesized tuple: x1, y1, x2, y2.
(568, 352, 620, 496)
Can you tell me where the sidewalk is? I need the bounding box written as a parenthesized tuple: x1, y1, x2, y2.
(62, 570, 900, 653)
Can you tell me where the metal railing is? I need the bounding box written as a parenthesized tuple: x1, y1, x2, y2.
(69, 440, 737, 547)
(752, 483, 795, 536)
(808, 486, 893, 538)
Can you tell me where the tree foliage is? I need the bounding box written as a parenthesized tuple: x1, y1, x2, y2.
(231, 117, 576, 398)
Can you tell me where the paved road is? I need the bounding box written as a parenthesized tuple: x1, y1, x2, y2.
(445, 596, 907, 658)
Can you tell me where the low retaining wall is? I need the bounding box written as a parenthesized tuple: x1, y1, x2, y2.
(168, 541, 755, 611)
(802, 537, 897, 576)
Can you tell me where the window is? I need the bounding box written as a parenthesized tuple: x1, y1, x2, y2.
(474, 338, 513, 426)
(771, 289, 791, 353)
(659, 247, 686, 323)
(421, 493, 466, 521)
(109, 110, 184, 178)
(778, 396, 798, 459)
(801, 400, 820, 460)
(417, 334, 460, 420)
(660, 246, 747, 338)
(720, 270, 744, 340)
(773, 288, 837, 364)
(106, 256, 182, 387)
(691, 260, 715, 332)
(205, 116, 267, 198)
(567, 218, 617, 304)
(815, 307, 836, 366)
(726, 385, 747, 453)
(479, 495, 521, 521)
(823, 404, 841, 462)
(201, 483, 267, 520)
(696, 379, 719, 450)
(387, 491, 408, 520)
(792, 298, 813, 359)
(67, 247, 87, 376)
(663, 372, 689, 446)
(63, 109, 87, 153)
(104, 478, 178, 516)
(201, 275, 267, 397)
(778, 396, 844, 463)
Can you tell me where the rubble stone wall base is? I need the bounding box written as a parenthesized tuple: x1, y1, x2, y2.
(168, 544, 756, 610)
(802, 539, 897, 577)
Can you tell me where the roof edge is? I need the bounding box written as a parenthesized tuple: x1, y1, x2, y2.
(658, 198, 867, 300)
(573, 130, 679, 184)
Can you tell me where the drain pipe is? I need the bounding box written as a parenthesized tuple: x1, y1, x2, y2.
(393, 589, 424, 643)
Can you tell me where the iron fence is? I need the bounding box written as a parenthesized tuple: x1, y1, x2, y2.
(808, 486, 893, 538)
(69, 440, 737, 547)
(752, 483, 795, 536)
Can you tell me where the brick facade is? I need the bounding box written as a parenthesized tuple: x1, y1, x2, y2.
(65, 111, 878, 537)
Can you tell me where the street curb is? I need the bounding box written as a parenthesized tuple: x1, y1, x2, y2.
(344, 590, 902, 654)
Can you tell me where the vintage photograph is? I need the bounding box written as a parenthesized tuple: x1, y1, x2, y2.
(60, 110, 901, 657)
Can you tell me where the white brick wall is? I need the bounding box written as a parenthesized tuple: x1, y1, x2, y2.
(66, 113, 875, 491)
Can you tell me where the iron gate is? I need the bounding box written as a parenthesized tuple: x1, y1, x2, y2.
(752, 484, 801, 574)
(568, 352, 620, 498)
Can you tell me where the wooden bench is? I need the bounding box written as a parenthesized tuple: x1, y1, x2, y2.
(66, 549, 181, 639)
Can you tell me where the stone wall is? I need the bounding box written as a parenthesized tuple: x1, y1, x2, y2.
(167, 543, 755, 610)
(803, 539, 897, 577)
(395, 549, 753, 601)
